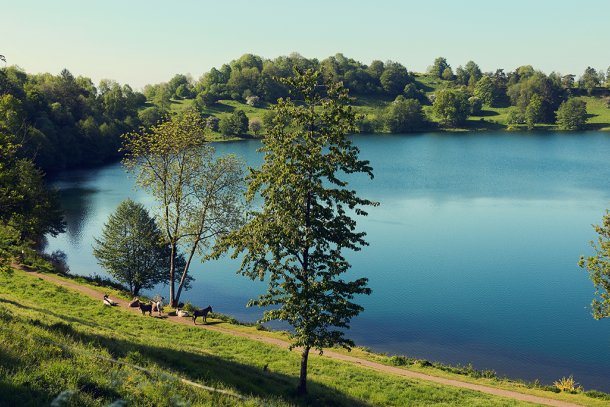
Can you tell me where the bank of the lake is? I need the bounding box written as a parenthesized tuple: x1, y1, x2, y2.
(46, 131, 610, 392)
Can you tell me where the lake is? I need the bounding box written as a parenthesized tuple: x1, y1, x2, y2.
(46, 131, 610, 391)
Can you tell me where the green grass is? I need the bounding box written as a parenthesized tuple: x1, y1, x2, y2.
(168, 79, 610, 134)
(0, 268, 542, 407)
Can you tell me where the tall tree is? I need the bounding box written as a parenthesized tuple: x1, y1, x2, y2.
(219, 69, 377, 395)
(432, 89, 470, 127)
(93, 199, 169, 296)
(385, 95, 427, 132)
(555, 98, 587, 130)
(122, 109, 245, 306)
(579, 210, 610, 320)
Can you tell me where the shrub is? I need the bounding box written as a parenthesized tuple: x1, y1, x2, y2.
(553, 376, 581, 393)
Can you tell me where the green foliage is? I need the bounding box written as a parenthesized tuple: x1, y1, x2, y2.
(220, 69, 377, 394)
(556, 98, 588, 130)
(0, 66, 146, 172)
(93, 199, 168, 296)
(579, 210, 610, 320)
(429, 57, 450, 79)
(525, 94, 543, 129)
(579, 67, 600, 95)
(432, 89, 470, 127)
(380, 61, 411, 96)
(122, 109, 245, 306)
(219, 109, 249, 136)
(385, 95, 428, 132)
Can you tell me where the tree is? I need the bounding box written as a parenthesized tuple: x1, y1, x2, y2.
(93, 199, 168, 296)
(219, 69, 376, 395)
(385, 95, 427, 132)
(248, 117, 262, 136)
(432, 89, 470, 127)
(474, 76, 497, 106)
(579, 67, 600, 95)
(556, 98, 587, 130)
(429, 57, 450, 79)
(525, 94, 543, 130)
(122, 109, 245, 306)
(219, 110, 249, 136)
(579, 210, 610, 320)
(380, 61, 411, 96)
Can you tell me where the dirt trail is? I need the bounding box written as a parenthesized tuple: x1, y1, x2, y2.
(30, 271, 582, 407)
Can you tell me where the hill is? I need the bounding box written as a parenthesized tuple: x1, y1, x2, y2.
(2, 266, 608, 406)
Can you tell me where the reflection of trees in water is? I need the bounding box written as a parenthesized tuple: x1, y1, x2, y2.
(57, 187, 97, 246)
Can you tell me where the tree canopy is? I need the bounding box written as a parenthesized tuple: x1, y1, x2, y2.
(220, 69, 377, 394)
(122, 109, 245, 306)
(579, 210, 610, 320)
(93, 199, 169, 296)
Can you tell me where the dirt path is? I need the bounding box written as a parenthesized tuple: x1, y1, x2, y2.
(31, 271, 582, 407)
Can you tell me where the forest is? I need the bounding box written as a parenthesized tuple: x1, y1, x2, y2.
(1, 53, 609, 175)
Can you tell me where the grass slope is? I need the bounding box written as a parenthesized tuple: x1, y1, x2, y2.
(0, 268, 538, 407)
(168, 76, 610, 135)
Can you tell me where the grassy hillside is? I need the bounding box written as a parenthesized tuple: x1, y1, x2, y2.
(170, 76, 610, 137)
(0, 268, 543, 407)
(2, 267, 610, 406)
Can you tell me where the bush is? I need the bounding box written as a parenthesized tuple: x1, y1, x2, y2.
(556, 98, 587, 130)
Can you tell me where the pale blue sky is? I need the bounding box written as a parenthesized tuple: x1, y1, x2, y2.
(2, 0, 608, 89)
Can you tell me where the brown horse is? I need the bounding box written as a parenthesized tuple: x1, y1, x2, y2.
(192, 306, 212, 325)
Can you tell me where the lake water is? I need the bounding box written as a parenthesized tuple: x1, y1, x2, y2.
(47, 132, 610, 391)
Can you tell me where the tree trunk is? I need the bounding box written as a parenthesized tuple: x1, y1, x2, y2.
(296, 346, 310, 395)
(169, 243, 177, 307)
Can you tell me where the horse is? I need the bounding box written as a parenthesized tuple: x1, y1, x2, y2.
(139, 302, 152, 316)
(151, 297, 165, 316)
(103, 294, 117, 306)
(128, 297, 140, 308)
(192, 306, 213, 325)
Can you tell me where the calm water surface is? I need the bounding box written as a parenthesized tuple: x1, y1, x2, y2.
(47, 132, 610, 391)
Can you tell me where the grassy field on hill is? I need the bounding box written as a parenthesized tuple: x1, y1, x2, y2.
(0, 268, 536, 407)
(170, 76, 610, 137)
(2, 267, 609, 406)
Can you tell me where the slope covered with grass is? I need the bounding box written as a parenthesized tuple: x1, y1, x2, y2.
(0, 268, 539, 406)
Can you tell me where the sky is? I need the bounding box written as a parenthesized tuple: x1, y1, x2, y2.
(2, 0, 609, 89)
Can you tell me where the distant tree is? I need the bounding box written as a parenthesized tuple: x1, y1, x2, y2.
(175, 84, 193, 99)
(556, 98, 587, 130)
(403, 83, 428, 104)
(429, 57, 450, 79)
(468, 96, 483, 115)
(441, 67, 454, 81)
(205, 115, 219, 132)
(220, 110, 249, 136)
(464, 61, 482, 84)
(167, 74, 190, 99)
(194, 90, 219, 109)
(579, 67, 600, 95)
(248, 117, 262, 136)
(138, 106, 165, 129)
(385, 95, 427, 132)
(380, 61, 411, 96)
(474, 76, 496, 106)
(219, 69, 376, 395)
(579, 210, 610, 320)
(506, 108, 525, 128)
(525, 94, 543, 130)
(122, 109, 245, 306)
(561, 74, 575, 89)
(93, 199, 169, 296)
(432, 89, 470, 127)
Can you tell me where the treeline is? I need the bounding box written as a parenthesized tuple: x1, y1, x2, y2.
(144, 53, 609, 133)
(0, 67, 147, 172)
